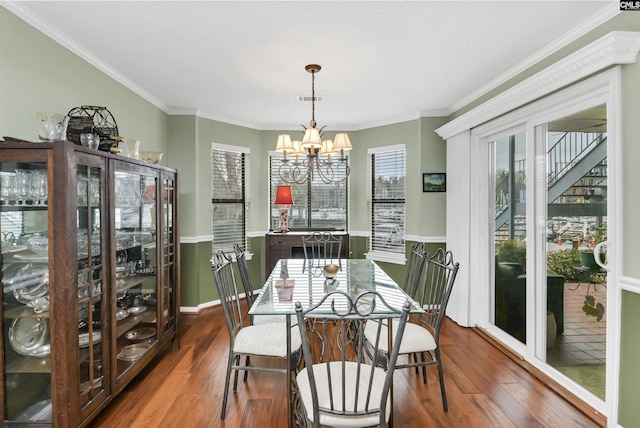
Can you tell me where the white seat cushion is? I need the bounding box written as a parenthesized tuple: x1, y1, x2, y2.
(233, 322, 301, 357)
(297, 361, 390, 427)
(364, 320, 436, 355)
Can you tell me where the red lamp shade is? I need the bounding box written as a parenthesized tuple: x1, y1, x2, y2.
(274, 185, 294, 205)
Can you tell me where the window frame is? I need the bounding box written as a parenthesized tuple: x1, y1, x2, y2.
(366, 144, 406, 264)
(211, 143, 250, 253)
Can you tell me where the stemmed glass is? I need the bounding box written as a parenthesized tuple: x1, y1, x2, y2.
(15, 169, 31, 202)
(0, 172, 14, 204)
(31, 170, 47, 205)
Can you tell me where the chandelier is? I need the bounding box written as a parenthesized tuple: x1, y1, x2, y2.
(275, 64, 352, 184)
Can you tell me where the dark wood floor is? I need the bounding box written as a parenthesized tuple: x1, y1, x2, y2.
(91, 304, 602, 427)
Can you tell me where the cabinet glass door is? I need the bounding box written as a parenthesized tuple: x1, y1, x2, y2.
(114, 170, 158, 379)
(77, 163, 108, 411)
(161, 175, 176, 337)
(1, 161, 52, 422)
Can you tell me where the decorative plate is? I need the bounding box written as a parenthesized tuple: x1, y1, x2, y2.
(125, 327, 156, 341)
(1, 244, 27, 254)
(116, 308, 128, 321)
(116, 344, 149, 362)
(15, 399, 52, 422)
(79, 331, 101, 348)
(9, 317, 49, 356)
(127, 306, 147, 316)
(13, 253, 49, 262)
(29, 344, 51, 358)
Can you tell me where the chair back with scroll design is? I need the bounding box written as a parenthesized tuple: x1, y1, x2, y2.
(294, 290, 410, 428)
(301, 232, 343, 272)
(415, 248, 459, 346)
(403, 241, 427, 299)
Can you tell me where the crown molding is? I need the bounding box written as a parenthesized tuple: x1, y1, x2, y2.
(173, 108, 263, 130)
(436, 31, 640, 140)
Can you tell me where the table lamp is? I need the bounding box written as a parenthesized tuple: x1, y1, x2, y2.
(275, 185, 294, 232)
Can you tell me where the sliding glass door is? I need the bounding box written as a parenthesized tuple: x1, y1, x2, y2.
(543, 105, 607, 401)
(488, 104, 608, 402)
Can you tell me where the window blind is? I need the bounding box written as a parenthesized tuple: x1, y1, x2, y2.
(211, 148, 246, 253)
(371, 149, 405, 253)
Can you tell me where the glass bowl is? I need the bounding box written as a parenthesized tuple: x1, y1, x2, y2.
(80, 133, 100, 150)
(140, 151, 163, 164)
(26, 234, 48, 256)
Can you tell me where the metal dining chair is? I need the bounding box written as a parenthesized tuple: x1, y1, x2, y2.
(363, 248, 459, 411)
(233, 243, 293, 325)
(294, 290, 411, 428)
(211, 251, 302, 420)
(301, 231, 343, 272)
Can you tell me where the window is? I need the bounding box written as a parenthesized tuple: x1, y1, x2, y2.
(211, 144, 249, 253)
(269, 153, 347, 230)
(370, 146, 405, 254)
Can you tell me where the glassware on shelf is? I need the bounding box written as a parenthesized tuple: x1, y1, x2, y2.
(30, 170, 47, 204)
(8, 317, 50, 357)
(26, 296, 50, 314)
(79, 133, 100, 150)
(125, 139, 140, 160)
(35, 112, 69, 142)
(0, 171, 15, 203)
(25, 234, 48, 256)
(89, 181, 100, 206)
(0, 169, 49, 205)
(15, 169, 31, 201)
(77, 181, 87, 206)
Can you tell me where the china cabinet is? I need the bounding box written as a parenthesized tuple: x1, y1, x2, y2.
(0, 139, 179, 427)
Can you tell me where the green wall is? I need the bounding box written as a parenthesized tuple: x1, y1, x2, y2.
(619, 291, 640, 426)
(0, 8, 167, 155)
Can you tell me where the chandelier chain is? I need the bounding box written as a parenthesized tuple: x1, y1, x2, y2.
(310, 68, 316, 128)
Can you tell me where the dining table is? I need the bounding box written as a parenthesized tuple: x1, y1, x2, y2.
(249, 258, 424, 427)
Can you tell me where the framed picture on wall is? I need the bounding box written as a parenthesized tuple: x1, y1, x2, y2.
(423, 173, 446, 192)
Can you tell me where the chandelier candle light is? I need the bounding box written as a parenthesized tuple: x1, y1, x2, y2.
(274, 185, 295, 233)
(275, 64, 352, 184)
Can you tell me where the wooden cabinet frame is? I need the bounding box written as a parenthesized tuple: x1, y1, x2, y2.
(0, 140, 180, 427)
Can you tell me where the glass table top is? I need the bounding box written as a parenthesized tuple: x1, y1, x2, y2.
(249, 259, 423, 315)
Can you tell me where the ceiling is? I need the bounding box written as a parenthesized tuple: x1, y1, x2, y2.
(5, 1, 616, 132)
